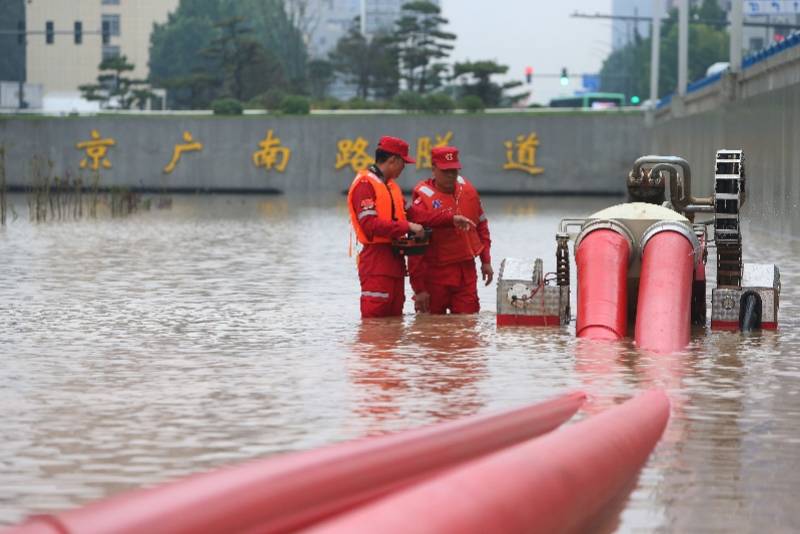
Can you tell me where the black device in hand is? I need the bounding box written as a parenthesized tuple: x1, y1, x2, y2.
(392, 227, 432, 255)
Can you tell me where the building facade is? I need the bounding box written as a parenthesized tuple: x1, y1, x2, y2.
(23, 0, 178, 110)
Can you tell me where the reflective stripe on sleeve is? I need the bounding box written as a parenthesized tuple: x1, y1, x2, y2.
(361, 291, 390, 299)
(357, 209, 378, 220)
(417, 185, 435, 197)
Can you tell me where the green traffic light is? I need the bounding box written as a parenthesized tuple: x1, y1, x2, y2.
(560, 77, 569, 86)
(630, 95, 641, 104)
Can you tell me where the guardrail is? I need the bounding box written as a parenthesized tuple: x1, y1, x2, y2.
(656, 30, 800, 109)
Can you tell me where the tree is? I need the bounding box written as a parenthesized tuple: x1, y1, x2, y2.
(393, 1, 456, 94)
(599, 3, 728, 100)
(79, 55, 154, 109)
(452, 60, 526, 107)
(202, 16, 285, 102)
(307, 59, 334, 99)
(149, 0, 301, 107)
(241, 0, 309, 92)
(330, 24, 399, 99)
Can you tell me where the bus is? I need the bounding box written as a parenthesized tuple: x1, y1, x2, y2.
(548, 92, 626, 109)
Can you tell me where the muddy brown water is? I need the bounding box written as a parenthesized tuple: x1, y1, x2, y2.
(1, 194, 798, 532)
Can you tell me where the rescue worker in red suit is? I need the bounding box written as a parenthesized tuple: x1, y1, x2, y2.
(348, 137, 475, 318)
(408, 146, 493, 314)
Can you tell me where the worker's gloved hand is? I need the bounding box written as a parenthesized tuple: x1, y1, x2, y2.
(453, 215, 476, 231)
(481, 262, 494, 286)
(408, 222, 425, 238)
(414, 291, 431, 313)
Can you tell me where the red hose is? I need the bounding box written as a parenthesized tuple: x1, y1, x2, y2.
(304, 390, 670, 534)
(576, 229, 630, 340)
(3, 393, 586, 534)
(635, 231, 695, 353)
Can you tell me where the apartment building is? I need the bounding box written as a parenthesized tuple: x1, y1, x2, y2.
(23, 0, 178, 109)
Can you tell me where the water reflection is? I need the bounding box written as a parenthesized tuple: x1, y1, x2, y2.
(348, 315, 487, 436)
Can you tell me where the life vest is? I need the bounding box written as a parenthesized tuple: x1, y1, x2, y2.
(413, 176, 484, 264)
(347, 169, 407, 245)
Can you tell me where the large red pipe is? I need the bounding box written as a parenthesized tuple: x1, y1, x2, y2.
(576, 228, 630, 340)
(3, 392, 586, 534)
(635, 229, 696, 353)
(304, 390, 670, 534)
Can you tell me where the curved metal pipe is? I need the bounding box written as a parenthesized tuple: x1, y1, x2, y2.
(630, 155, 712, 209)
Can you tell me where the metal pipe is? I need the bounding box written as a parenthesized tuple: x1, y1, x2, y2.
(630, 155, 713, 208)
(683, 203, 714, 213)
(558, 218, 586, 236)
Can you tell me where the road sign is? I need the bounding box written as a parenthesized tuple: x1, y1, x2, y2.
(582, 74, 600, 92)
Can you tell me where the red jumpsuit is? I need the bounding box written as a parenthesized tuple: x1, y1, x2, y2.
(350, 173, 458, 318)
(408, 177, 492, 314)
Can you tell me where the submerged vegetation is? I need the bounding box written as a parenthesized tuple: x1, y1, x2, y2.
(16, 155, 152, 224)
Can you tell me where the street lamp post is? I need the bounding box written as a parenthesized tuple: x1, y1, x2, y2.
(677, 0, 688, 97)
(649, 0, 661, 107)
(730, 0, 743, 73)
(360, 0, 367, 36)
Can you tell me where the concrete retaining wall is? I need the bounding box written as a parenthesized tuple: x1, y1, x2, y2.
(650, 81, 800, 237)
(0, 112, 644, 195)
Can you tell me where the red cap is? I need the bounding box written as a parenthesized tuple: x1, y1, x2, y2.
(431, 146, 461, 170)
(377, 136, 416, 164)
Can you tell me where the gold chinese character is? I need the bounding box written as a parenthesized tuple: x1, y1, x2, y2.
(335, 137, 373, 172)
(76, 129, 116, 170)
(163, 131, 203, 174)
(503, 132, 544, 176)
(252, 130, 291, 172)
(416, 131, 453, 169)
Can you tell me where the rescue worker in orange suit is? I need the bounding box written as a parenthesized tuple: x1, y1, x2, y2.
(408, 146, 493, 314)
(348, 137, 476, 318)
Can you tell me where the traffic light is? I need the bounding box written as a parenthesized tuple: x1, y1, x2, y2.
(45, 21, 54, 44)
(102, 20, 110, 45)
(630, 95, 641, 105)
(560, 67, 569, 86)
(74, 21, 83, 45)
(525, 66, 533, 84)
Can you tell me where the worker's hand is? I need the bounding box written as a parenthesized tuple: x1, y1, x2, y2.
(414, 291, 431, 313)
(453, 214, 476, 231)
(481, 262, 494, 286)
(408, 222, 425, 238)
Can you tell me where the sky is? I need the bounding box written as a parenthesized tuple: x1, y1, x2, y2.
(440, 0, 614, 105)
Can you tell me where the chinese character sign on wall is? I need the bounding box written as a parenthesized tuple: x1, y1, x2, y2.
(164, 131, 203, 174)
(76, 129, 116, 171)
(335, 137, 374, 172)
(503, 132, 544, 176)
(253, 130, 291, 172)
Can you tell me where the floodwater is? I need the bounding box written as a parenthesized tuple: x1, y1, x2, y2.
(1, 193, 799, 533)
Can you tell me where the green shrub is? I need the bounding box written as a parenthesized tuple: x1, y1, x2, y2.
(312, 97, 343, 110)
(261, 88, 287, 111)
(423, 93, 455, 113)
(345, 97, 388, 110)
(280, 95, 310, 115)
(459, 95, 485, 113)
(393, 91, 425, 111)
(211, 98, 243, 115)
